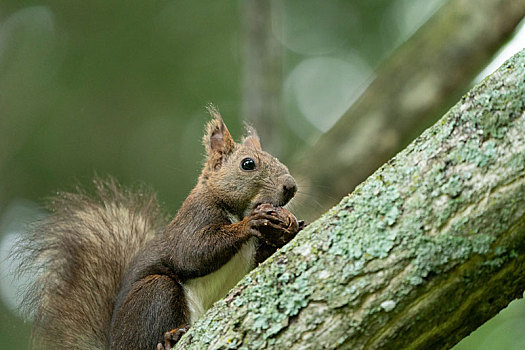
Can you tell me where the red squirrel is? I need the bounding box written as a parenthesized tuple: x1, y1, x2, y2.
(17, 106, 302, 350)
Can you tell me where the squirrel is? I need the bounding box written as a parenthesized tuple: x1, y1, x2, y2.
(16, 106, 303, 350)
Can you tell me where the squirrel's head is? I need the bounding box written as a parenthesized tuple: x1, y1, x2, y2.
(200, 106, 297, 219)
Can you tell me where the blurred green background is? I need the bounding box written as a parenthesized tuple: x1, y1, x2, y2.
(0, 1, 523, 349)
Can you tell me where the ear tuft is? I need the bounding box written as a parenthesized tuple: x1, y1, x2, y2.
(242, 123, 261, 150)
(206, 103, 222, 120)
(203, 104, 235, 169)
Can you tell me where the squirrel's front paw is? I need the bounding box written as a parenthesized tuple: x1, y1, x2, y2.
(248, 204, 299, 247)
(156, 324, 190, 350)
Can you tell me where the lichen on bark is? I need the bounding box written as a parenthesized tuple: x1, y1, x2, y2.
(176, 49, 525, 349)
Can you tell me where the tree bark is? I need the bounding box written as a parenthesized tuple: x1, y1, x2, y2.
(292, 0, 525, 219)
(176, 49, 525, 349)
(241, 0, 284, 155)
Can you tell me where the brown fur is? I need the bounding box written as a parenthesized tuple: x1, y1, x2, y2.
(15, 178, 168, 349)
(17, 108, 299, 350)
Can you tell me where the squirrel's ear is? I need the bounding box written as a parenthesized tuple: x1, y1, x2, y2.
(203, 105, 235, 170)
(242, 124, 261, 150)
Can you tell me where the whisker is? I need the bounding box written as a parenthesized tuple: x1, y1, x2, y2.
(293, 193, 324, 211)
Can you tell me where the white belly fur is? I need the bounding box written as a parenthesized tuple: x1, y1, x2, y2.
(182, 238, 256, 324)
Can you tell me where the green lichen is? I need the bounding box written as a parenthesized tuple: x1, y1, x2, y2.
(471, 234, 496, 254)
(442, 175, 463, 198)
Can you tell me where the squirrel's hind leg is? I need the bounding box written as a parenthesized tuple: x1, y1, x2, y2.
(111, 274, 188, 350)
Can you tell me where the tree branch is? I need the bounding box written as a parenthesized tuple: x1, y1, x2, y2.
(292, 0, 525, 219)
(241, 0, 284, 155)
(176, 49, 525, 349)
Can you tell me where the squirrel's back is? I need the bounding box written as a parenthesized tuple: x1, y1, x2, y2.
(16, 178, 168, 349)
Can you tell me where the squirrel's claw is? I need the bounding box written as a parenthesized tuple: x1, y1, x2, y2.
(157, 325, 190, 350)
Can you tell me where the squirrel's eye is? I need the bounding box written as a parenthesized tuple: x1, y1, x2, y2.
(240, 157, 256, 171)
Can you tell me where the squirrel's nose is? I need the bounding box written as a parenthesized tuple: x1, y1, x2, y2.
(281, 175, 297, 203)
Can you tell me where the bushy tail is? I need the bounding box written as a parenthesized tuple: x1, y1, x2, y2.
(15, 178, 168, 350)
